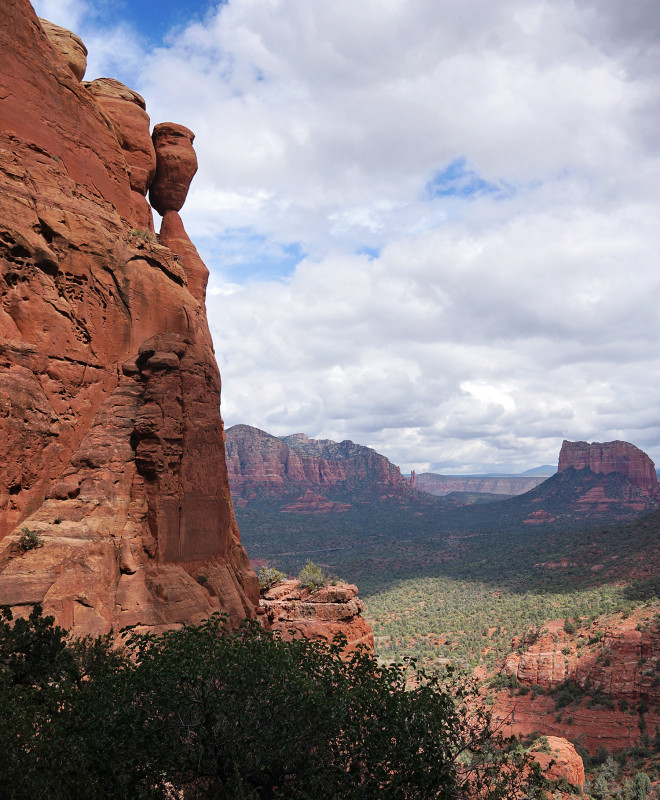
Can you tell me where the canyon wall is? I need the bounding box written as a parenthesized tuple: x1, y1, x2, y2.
(0, 1, 258, 636)
(226, 424, 411, 504)
(492, 607, 660, 754)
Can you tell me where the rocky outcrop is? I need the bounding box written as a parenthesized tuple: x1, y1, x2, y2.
(491, 607, 660, 753)
(226, 424, 411, 506)
(558, 441, 658, 495)
(529, 737, 584, 791)
(84, 78, 156, 232)
(415, 474, 547, 497)
(149, 123, 208, 305)
(259, 579, 375, 657)
(0, 4, 258, 636)
(39, 18, 87, 81)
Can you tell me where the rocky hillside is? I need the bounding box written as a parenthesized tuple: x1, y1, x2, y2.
(0, 4, 258, 636)
(225, 424, 411, 507)
(491, 604, 660, 754)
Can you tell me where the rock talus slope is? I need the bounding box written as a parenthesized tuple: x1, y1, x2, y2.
(0, 1, 258, 635)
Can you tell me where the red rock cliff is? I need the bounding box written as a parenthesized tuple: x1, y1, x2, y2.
(226, 424, 410, 505)
(558, 440, 658, 495)
(259, 579, 375, 657)
(0, 2, 258, 636)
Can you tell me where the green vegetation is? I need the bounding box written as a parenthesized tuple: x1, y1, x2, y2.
(0, 605, 545, 800)
(234, 480, 660, 667)
(17, 526, 43, 553)
(257, 565, 288, 589)
(129, 228, 157, 243)
(297, 559, 334, 591)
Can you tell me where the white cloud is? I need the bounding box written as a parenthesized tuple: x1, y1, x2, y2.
(30, 0, 660, 472)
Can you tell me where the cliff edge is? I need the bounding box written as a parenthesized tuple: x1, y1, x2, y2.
(0, 1, 258, 635)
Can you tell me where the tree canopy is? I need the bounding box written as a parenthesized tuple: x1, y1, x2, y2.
(0, 605, 543, 799)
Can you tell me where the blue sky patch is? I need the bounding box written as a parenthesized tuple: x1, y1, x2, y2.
(356, 246, 381, 260)
(201, 230, 305, 283)
(93, 0, 222, 46)
(425, 157, 512, 201)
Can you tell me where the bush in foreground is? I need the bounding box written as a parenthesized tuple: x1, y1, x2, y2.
(0, 606, 544, 799)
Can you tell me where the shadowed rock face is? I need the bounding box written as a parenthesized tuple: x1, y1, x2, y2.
(559, 440, 658, 495)
(0, 4, 258, 636)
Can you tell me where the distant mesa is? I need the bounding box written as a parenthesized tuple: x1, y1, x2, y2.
(558, 439, 658, 496)
(415, 473, 548, 498)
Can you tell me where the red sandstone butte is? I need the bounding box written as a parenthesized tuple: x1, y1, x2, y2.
(259, 579, 375, 657)
(558, 440, 658, 495)
(84, 78, 157, 232)
(0, 4, 258, 636)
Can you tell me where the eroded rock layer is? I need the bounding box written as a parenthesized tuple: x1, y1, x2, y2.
(491, 607, 660, 754)
(0, 2, 258, 635)
(259, 579, 375, 657)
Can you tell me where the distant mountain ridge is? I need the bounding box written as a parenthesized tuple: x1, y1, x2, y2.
(225, 424, 411, 509)
(415, 474, 547, 497)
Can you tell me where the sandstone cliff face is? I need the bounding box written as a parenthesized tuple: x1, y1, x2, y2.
(492, 607, 660, 754)
(0, 3, 258, 636)
(259, 579, 375, 657)
(558, 440, 658, 496)
(225, 424, 410, 507)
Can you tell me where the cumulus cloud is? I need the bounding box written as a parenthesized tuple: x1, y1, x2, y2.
(30, 0, 660, 472)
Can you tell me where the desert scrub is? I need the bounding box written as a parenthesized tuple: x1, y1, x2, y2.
(298, 560, 334, 592)
(258, 566, 287, 590)
(129, 228, 157, 243)
(18, 527, 43, 553)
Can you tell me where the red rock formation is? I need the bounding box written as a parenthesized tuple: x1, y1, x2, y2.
(279, 490, 352, 514)
(148, 123, 208, 303)
(0, 4, 257, 636)
(226, 424, 411, 504)
(558, 440, 658, 495)
(85, 78, 156, 232)
(491, 607, 660, 754)
(39, 18, 87, 81)
(529, 737, 584, 790)
(259, 579, 375, 657)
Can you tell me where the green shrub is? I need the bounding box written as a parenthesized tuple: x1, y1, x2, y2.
(297, 560, 331, 591)
(257, 566, 287, 590)
(18, 527, 43, 553)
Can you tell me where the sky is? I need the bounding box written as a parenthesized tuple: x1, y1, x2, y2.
(32, 0, 660, 475)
